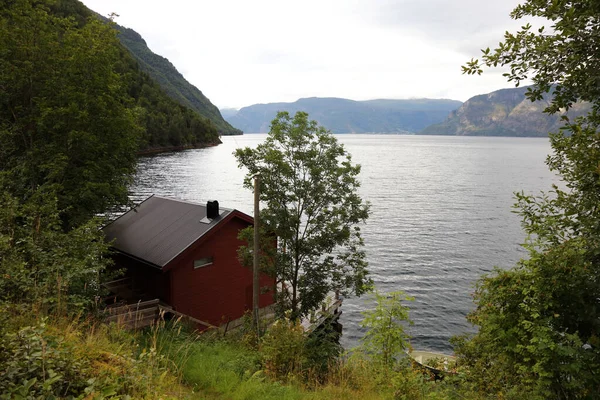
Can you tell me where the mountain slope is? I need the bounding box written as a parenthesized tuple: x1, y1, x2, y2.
(55, 1, 222, 150)
(115, 25, 241, 136)
(224, 98, 462, 134)
(420, 87, 590, 137)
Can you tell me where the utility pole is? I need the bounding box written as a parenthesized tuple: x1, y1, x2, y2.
(253, 175, 260, 338)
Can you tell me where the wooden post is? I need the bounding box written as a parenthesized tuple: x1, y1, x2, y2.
(253, 175, 260, 337)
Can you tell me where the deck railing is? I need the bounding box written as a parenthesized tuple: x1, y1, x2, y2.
(105, 299, 161, 329)
(104, 299, 217, 330)
(102, 290, 342, 334)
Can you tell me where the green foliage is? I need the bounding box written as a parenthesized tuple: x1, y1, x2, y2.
(391, 366, 457, 400)
(0, 0, 141, 229)
(303, 321, 343, 380)
(127, 69, 221, 150)
(360, 291, 414, 368)
(0, 308, 189, 399)
(458, 0, 600, 397)
(0, 191, 113, 313)
(462, 0, 600, 116)
(0, 321, 85, 399)
(261, 317, 307, 379)
(1, 2, 221, 225)
(180, 339, 303, 399)
(456, 233, 600, 397)
(235, 111, 372, 320)
(259, 315, 342, 382)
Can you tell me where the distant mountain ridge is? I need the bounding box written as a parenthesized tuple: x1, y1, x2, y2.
(224, 98, 462, 134)
(219, 108, 239, 119)
(114, 24, 241, 136)
(420, 86, 590, 137)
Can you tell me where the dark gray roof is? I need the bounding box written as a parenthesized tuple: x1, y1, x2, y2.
(103, 196, 239, 268)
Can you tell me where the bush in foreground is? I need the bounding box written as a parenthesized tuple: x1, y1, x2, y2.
(0, 305, 190, 399)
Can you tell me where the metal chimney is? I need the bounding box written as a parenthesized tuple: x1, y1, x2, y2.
(206, 200, 219, 219)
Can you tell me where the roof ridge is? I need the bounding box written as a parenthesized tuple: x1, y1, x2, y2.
(152, 195, 202, 206)
(152, 195, 234, 211)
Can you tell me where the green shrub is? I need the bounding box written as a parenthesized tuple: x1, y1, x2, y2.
(261, 317, 306, 379)
(0, 308, 189, 399)
(0, 321, 88, 398)
(303, 320, 343, 381)
(0, 192, 115, 315)
(360, 291, 413, 369)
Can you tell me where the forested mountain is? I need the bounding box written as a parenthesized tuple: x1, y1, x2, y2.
(420, 86, 590, 136)
(65, 3, 223, 150)
(126, 61, 222, 151)
(0, 0, 222, 228)
(114, 24, 241, 136)
(224, 98, 462, 133)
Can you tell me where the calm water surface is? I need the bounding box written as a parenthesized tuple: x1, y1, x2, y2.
(132, 134, 556, 352)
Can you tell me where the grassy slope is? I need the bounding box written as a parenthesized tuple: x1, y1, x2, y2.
(1, 304, 483, 399)
(0, 308, 192, 399)
(179, 341, 392, 400)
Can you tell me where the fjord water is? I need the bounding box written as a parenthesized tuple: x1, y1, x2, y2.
(132, 134, 555, 352)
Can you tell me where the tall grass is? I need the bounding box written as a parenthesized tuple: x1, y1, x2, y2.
(183, 340, 303, 400)
(0, 303, 478, 399)
(0, 303, 192, 399)
(159, 328, 393, 400)
(156, 322, 477, 400)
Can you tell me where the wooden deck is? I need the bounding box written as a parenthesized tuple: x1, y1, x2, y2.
(301, 292, 343, 333)
(102, 278, 343, 334)
(105, 299, 162, 329)
(219, 303, 277, 334)
(104, 299, 216, 330)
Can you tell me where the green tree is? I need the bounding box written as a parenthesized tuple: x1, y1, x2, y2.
(457, 0, 600, 397)
(463, 0, 600, 116)
(0, 191, 112, 313)
(0, 0, 141, 229)
(0, 0, 141, 310)
(235, 111, 372, 320)
(359, 291, 413, 368)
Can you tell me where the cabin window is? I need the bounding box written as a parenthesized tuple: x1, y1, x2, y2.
(194, 257, 213, 269)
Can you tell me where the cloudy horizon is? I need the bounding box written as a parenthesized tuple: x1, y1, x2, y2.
(80, 0, 536, 109)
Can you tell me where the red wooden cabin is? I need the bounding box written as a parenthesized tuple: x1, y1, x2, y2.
(102, 195, 274, 327)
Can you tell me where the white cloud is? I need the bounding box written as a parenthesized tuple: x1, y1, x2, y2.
(81, 0, 534, 109)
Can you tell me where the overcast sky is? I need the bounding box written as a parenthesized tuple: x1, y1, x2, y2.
(80, 0, 533, 109)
